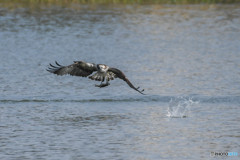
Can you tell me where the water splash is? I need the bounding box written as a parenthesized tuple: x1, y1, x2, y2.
(167, 97, 198, 118)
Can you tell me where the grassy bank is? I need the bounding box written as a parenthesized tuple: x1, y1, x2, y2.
(0, 0, 240, 5)
(0, 0, 239, 10)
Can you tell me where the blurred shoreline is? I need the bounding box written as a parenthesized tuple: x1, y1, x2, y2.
(0, 0, 240, 11)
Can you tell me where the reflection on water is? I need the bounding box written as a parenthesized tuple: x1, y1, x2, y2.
(0, 3, 239, 160)
(58, 114, 127, 127)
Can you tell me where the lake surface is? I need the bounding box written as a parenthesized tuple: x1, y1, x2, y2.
(0, 4, 240, 160)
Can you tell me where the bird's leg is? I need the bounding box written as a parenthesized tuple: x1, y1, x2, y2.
(95, 82, 103, 88)
(95, 80, 110, 88)
(103, 80, 110, 87)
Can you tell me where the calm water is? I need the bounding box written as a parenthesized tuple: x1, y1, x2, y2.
(0, 4, 240, 160)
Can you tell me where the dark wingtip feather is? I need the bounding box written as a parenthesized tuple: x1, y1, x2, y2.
(134, 86, 145, 95)
(140, 89, 146, 95)
(50, 63, 58, 68)
(136, 87, 145, 95)
(55, 61, 62, 66)
(46, 69, 53, 73)
(47, 62, 63, 74)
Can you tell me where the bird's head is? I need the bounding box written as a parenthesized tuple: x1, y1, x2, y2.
(97, 64, 109, 72)
(74, 61, 84, 64)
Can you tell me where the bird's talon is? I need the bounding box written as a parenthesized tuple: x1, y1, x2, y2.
(95, 84, 101, 87)
(95, 82, 110, 88)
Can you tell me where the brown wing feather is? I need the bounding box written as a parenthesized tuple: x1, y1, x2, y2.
(47, 61, 97, 77)
(108, 68, 145, 95)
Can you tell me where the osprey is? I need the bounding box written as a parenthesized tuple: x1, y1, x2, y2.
(47, 61, 145, 95)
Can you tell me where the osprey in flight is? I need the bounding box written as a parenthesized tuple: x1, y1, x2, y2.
(47, 61, 145, 95)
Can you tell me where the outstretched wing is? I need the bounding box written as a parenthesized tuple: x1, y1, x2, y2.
(108, 68, 145, 95)
(47, 61, 97, 77)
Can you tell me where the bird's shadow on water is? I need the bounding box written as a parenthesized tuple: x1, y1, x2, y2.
(55, 114, 128, 127)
